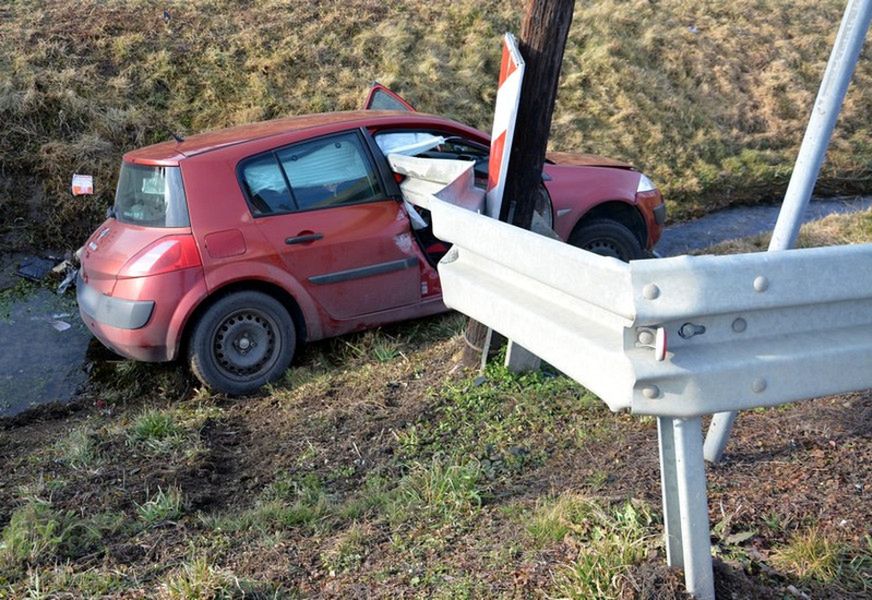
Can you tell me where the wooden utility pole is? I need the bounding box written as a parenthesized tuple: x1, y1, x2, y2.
(462, 0, 575, 366)
(500, 0, 575, 227)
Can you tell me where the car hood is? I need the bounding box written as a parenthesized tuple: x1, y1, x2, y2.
(546, 152, 634, 170)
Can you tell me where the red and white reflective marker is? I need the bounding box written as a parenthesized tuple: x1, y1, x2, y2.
(486, 32, 525, 219)
(655, 327, 668, 362)
(71, 174, 94, 196)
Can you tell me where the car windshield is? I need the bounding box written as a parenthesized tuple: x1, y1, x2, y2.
(114, 163, 190, 227)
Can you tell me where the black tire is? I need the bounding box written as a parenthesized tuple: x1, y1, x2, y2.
(188, 291, 296, 395)
(569, 219, 644, 262)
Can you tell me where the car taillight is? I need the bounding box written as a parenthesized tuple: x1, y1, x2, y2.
(118, 235, 201, 278)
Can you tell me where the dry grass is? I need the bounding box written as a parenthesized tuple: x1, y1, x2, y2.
(1, 0, 871, 248)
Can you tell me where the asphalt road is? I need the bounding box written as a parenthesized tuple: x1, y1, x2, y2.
(0, 286, 90, 417)
(656, 196, 872, 256)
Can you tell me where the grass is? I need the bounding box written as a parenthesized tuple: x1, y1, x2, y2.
(53, 426, 103, 470)
(18, 565, 125, 599)
(137, 487, 184, 526)
(394, 360, 597, 482)
(544, 497, 658, 600)
(2, 0, 871, 250)
(160, 556, 275, 600)
(321, 523, 369, 576)
(206, 473, 333, 535)
(390, 457, 483, 524)
(767, 529, 872, 593)
(124, 402, 220, 459)
(0, 498, 122, 576)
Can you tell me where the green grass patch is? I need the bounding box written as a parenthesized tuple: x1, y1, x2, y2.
(17, 564, 126, 598)
(395, 362, 596, 481)
(389, 457, 482, 525)
(205, 473, 333, 535)
(0, 498, 122, 575)
(53, 425, 103, 470)
(125, 403, 220, 458)
(545, 496, 658, 600)
(769, 529, 872, 593)
(137, 486, 184, 526)
(321, 523, 369, 576)
(161, 556, 278, 599)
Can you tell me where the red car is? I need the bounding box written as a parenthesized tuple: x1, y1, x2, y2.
(77, 86, 665, 394)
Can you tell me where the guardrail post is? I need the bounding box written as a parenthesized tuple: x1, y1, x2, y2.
(704, 0, 872, 464)
(659, 416, 715, 600)
(657, 417, 683, 567)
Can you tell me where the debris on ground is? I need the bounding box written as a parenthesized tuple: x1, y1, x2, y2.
(16, 256, 57, 281)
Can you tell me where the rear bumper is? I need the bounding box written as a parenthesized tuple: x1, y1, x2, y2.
(77, 273, 154, 329)
(77, 267, 205, 362)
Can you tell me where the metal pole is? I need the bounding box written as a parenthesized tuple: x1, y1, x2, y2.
(657, 417, 684, 567)
(673, 417, 715, 600)
(704, 0, 872, 464)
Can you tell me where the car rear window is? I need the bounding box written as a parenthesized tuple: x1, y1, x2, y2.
(239, 155, 295, 215)
(114, 163, 190, 228)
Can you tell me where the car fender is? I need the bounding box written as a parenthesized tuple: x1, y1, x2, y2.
(544, 164, 641, 240)
(164, 273, 211, 361)
(200, 260, 325, 342)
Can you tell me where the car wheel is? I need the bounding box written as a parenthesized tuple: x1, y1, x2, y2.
(569, 219, 644, 262)
(188, 291, 295, 395)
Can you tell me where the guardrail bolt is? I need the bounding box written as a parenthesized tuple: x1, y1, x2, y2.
(678, 322, 706, 339)
(642, 384, 661, 399)
(643, 284, 661, 300)
(753, 276, 769, 292)
(732, 318, 747, 333)
(637, 329, 655, 345)
(751, 377, 767, 393)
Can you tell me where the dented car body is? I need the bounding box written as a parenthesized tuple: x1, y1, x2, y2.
(78, 92, 665, 394)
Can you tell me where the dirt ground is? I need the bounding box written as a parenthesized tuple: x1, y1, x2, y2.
(0, 314, 869, 598)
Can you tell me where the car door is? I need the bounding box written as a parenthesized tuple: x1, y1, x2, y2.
(242, 130, 421, 320)
(363, 83, 416, 111)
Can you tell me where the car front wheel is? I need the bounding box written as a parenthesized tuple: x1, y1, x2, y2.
(569, 219, 644, 262)
(188, 291, 296, 395)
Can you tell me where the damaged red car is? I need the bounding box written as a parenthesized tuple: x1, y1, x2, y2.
(77, 86, 665, 394)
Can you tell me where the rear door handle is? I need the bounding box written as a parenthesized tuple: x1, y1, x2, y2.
(285, 232, 324, 245)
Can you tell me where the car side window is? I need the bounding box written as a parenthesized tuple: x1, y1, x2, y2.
(239, 154, 295, 215)
(374, 130, 490, 188)
(276, 132, 382, 211)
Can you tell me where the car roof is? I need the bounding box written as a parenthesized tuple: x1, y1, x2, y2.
(124, 110, 483, 164)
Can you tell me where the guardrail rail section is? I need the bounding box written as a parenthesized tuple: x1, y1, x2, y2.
(425, 195, 872, 600)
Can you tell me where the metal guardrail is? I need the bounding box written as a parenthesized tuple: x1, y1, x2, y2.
(432, 198, 872, 418)
(425, 195, 872, 599)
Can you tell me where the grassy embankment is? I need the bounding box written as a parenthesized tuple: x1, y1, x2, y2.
(2, 0, 872, 250)
(1, 211, 871, 597)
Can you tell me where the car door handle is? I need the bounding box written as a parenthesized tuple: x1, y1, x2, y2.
(285, 232, 324, 245)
